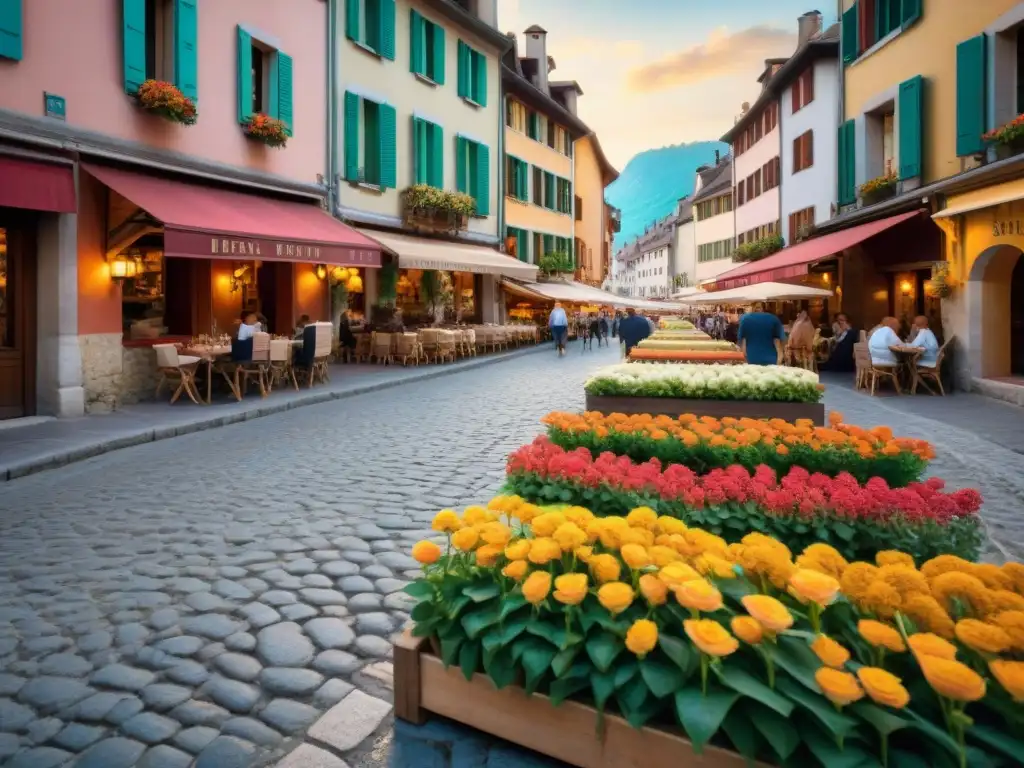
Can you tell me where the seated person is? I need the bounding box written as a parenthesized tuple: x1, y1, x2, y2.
(294, 314, 311, 338)
(338, 311, 357, 352)
(820, 313, 857, 372)
(237, 311, 262, 341)
(907, 315, 940, 369)
(868, 317, 903, 367)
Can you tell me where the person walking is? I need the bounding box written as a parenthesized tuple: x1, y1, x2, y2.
(737, 302, 785, 365)
(598, 311, 610, 347)
(549, 302, 569, 356)
(618, 307, 652, 357)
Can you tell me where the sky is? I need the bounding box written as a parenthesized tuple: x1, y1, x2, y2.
(497, 0, 838, 171)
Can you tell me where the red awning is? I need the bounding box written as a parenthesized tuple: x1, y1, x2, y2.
(713, 211, 921, 290)
(82, 163, 381, 267)
(0, 156, 76, 213)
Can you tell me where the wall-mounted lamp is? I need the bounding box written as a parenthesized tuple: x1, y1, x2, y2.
(346, 274, 364, 293)
(821, 272, 831, 284)
(330, 266, 346, 283)
(315, 264, 327, 280)
(108, 250, 139, 283)
(900, 280, 912, 296)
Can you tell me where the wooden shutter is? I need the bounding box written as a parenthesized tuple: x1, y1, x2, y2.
(0, 0, 22, 61)
(474, 143, 490, 216)
(173, 0, 198, 100)
(123, 0, 147, 93)
(792, 79, 801, 112)
(793, 135, 802, 172)
(902, 0, 922, 27)
(956, 35, 987, 157)
(344, 91, 360, 181)
(473, 51, 487, 106)
(345, 0, 359, 41)
(841, 2, 858, 65)
(432, 24, 445, 84)
(838, 119, 856, 204)
(517, 229, 527, 262)
(804, 70, 814, 104)
(898, 75, 923, 179)
(457, 41, 469, 98)
(380, 0, 395, 60)
(379, 103, 397, 189)
(456, 137, 467, 193)
(236, 26, 253, 123)
(409, 10, 423, 75)
(276, 52, 294, 135)
(429, 122, 443, 188)
(804, 133, 813, 169)
(518, 159, 528, 200)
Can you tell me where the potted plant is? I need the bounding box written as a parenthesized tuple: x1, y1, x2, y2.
(242, 114, 289, 148)
(732, 234, 784, 263)
(134, 80, 197, 125)
(402, 185, 475, 233)
(983, 114, 1024, 160)
(860, 172, 898, 206)
(420, 270, 453, 326)
(538, 251, 574, 278)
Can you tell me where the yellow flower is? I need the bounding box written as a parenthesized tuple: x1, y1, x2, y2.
(931, 572, 994, 617)
(648, 545, 679, 568)
(731, 616, 764, 645)
(675, 579, 723, 613)
(811, 634, 851, 668)
(431, 509, 462, 533)
(815, 667, 864, 707)
(878, 564, 930, 599)
(1002, 562, 1024, 594)
(589, 554, 622, 584)
(531, 511, 565, 538)
(639, 573, 668, 606)
(908, 632, 958, 660)
(502, 560, 528, 581)
(462, 505, 492, 525)
(991, 610, 1024, 652)
(655, 516, 687, 536)
(522, 571, 552, 604)
(527, 537, 562, 565)
(789, 569, 840, 607)
(857, 667, 910, 709)
(990, 589, 1024, 613)
(574, 545, 593, 563)
(972, 563, 1013, 591)
(479, 522, 512, 547)
(597, 582, 635, 615)
(736, 544, 795, 590)
(741, 595, 794, 632)
(858, 620, 906, 652)
(504, 539, 531, 561)
(451, 527, 480, 552)
(475, 545, 502, 567)
(796, 543, 849, 580)
(921, 554, 975, 580)
(876, 550, 916, 568)
(596, 517, 629, 549)
(626, 506, 658, 530)
(626, 619, 658, 658)
(918, 655, 986, 702)
(564, 506, 595, 527)
(901, 594, 956, 639)
(695, 553, 737, 579)
(620, 543, 652, 570)
(954, 618, 1011, 654)
(552, 522, 587, 553)
(412, 540, 441, 565)
(658, 562, 702, 588)
(684, 619, 739, 657)
(515, 503, 541, 523)
(553, 573, 589, 606)
(857, 580, 903, 620)
(989, 660, 1024, 702)
(487, 495, 515, 513)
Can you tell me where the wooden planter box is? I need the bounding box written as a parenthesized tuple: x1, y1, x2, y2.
(584, 394, 825, 425)
(404, 206, 468, 234)
(394, 631, 761, 768)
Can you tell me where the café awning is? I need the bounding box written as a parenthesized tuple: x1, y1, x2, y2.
(689, 281, 834, 305)
(500, 279, 689, 311)
(0, 156, 76, 213)
(82, 163, 381, 267)
(361, 229, 539, 280)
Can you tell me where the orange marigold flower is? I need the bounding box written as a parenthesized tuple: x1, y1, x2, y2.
(527, 537, 561, 565)
(522, 571, 552, 604)
(954, 618, 1012, 654)
(857, 667, 910, 709)
(504, 539, 531, 561)
(502, 560, 528, 581)
(990, 590, 1024, 613)
(878, 564, 930, 600)
(552, 522, 587, 552)
(921, 554, 975, 581)
(991, 610, 1024, 652)
(625, 619, 658, 658)
(973, 563, 1014, 592)
(412, 540, 441, 565)
(989, 659, 1024, 702)
(858, 620, 906, 652)
(811, 634, 851, 668)
(684, 619, 739, 657)
(597, 581, 635, 615)
(475, 544, 502, 567)
(658, 561, 702, 588)
(694, 553, 737, 579)
(908, 632, 958, 660)
(796, 543, 849, 580)
(918, 655, 986, 702)
(901, 594, 956, 639)
(731, 616, 764, 645)
(589, 553, 621, 584)
(815, 667, 864, 706)
(452, 527, 480, 552)
(620, 543, 651, 570)
(552, 573, 589, 606)
(675, 579, 723, 613)
(857, 580, 903, 619)
(639, 573, 668, 606)
(531, 512, 565, 538)
(789, 569, 840, 607)
(741, 594, 794, 632)
(840, 562, 880, 602)
(1001, 562, 1024, 595)
(648, 545, 679, 568)
(626, 506, 658, 530)
(930, 572, 994, 617)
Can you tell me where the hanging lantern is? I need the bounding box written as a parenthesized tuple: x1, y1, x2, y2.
(330, 266, 346, 282)
(346, 274, 364, 293)
(315, 264, 327, 280)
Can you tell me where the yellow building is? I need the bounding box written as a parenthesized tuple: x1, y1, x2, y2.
(573, 134, 619, 286)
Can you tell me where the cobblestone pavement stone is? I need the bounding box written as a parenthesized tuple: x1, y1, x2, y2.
(0, 348, 1022, 767)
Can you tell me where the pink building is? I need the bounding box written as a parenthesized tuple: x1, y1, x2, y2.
(0, 0, 379, 419)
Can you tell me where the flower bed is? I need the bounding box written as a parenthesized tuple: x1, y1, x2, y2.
(628, 349, 747, 365)
(504, 438, 982, 562)
(637, 340, 737, 351)
(660, 318, 694, 330)
(586, 364, 822, 404)
(542, 411, 933, 488)
(403, 500, 1020, 768)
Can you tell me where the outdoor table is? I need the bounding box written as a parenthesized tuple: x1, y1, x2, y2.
(889, 345, 925, 394)
(180, 344, 236, 404)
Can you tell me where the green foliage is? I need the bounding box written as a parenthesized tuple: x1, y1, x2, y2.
(377, 261, 399, 307)
(539, 251, 574, 275)
(733, 234, 784, 263)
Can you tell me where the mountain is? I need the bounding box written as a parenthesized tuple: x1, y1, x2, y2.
(606, 141, 730, 250)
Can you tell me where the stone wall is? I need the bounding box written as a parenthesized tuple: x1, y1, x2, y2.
(79, 333, 160, 412)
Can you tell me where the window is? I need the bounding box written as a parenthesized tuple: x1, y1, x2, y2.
(792, 69, 814, 113)
(531, 165, 543, 205)
(563, 130, 573, 156)
(410, 10, 445, 84)
(237, 27, 293, 133)
(875, 0, 902, 42)
(882, 112, 896, 175)
(412, 117, 443, 188)
(123, 0, 197, 98)
(344, 91, 397, 188)
(575, 195, 582, 221)
(547, 120, 556, 149)
(346, 0, 396, 60)
(556, 177, 572, 214)
(457, 40, 487, 106)
(697, 238, 735, 263)
(507, 99, 527, 132)
(505, 156, 528, 201)
(695, 194, 732, 221)
(1017, 28, 1024, 114)
(456, 136, 490, 215)
(788, 207, 815, 241)
(793, 131, 814, 173)
(527, 111, 541, 140)
(850, 0, 922, 61)
(507, 227, 529, 262)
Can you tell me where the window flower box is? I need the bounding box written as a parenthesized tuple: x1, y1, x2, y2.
(134, 80, 197, 126)
(732, 234, 783, 263)
(401, 185, 473, 234)
(859, 173, 897, 206)
(242, 114, 289, 148)
(984, 114, 1024, 160)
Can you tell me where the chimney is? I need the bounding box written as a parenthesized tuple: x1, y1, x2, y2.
(741, 101, 750, 114)
(797, 10, 822, 47)
(524, 25, 549, 94)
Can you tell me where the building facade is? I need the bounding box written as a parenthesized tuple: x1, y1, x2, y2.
(573, 134, 619, 285)
(691, 157, 736, 286)
(671, 197, 696, 291)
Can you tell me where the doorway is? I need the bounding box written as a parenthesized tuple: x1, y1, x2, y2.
(0, 214, 38, 419)
(1012, 256, 1024, 376)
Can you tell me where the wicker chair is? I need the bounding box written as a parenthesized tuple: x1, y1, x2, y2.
(239, 332, 271, 397)
(153, 344, 202, 405)
(787, 346, 816, 372)
(475, 327, 492, 355)
(267, 339, 298, 392)
(867, 361, 901, 396)
(419, 329, 441, 363)
(437, 330, 457, 363)
(464, 328, 477, 357)
(371, 332, 394, 365)
(853, 342, 871, 391)
(394, 333, 421, 366)
(354, 333, 371, 363)
(914, 337, 952, 395)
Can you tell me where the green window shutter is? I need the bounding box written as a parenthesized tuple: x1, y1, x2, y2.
(838, 119, 855, 205)
(380, 0, 395, 60)
(173, 0, 198, 100)
(432, 24, 446, 84)
(543, 234, 553, 255)
(0, 0, 23, 61)
(473, 51, 487, 106)
(456, 137, 468, 193)
(519, 159, 529, 200)
(902, 0, 922, 28)
(345, 0, 359, 41)
(956, 35, 986, 157)
(236, 26, 253, 123)
(517, 229, 527, 262)
(428, 123, 443, 188)
(841, 2, 858, 65)
(123, 0, 147, 92)
(379, 103, 397, 189)
(474, 143, 490, 216)
(409, 10, 423, 75)
(277, 52, 294, 135)
(528, 112, 538, 140)
(898, 75, 923, 179)
(412, 117, 425, 185)
(544, 172, 555, 210)
(344, 91, 360, 181)
(457, 41, 469, 98)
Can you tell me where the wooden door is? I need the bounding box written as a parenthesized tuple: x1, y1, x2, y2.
(0, 216, 37, 419)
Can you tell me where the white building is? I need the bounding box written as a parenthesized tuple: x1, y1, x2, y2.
(671, 196, 696, 290)
(777, 14, 840, 245)
(616, 215, 675, 298)
(691, 157, 736, 286)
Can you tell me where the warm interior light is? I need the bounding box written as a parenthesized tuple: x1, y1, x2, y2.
(315, 264, 327, 280)
(109, 254, 138, 281)
(900, 280, 912, 295)
(346, 274, 364, 293)
(331, 266, 346, 282)
(821, 273, 831, 284)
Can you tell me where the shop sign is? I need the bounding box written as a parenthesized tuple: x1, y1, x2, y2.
(165, 228, 381, 267)
(44, 92, 66, 121)
(993, 219, 1024, 237)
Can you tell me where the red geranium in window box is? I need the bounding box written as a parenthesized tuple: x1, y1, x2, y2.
(135, 80, 197, 126)
(243, 114, 289, 148)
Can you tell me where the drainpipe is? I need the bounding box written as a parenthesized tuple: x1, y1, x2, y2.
(497, 79, 505, 250)
(327, 0, 339, 218)
(837, 0, 845, 212)
(570, 138, 576, 278)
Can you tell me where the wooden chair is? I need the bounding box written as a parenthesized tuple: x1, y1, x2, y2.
(853, 342, 870, 391)
(867, 361, 901, 396)
(371, 332, 394, 365)
(787, 346, 816, 372)
(914, 337, 952, 396)
(354, 333, 372, 363)
(464, 328, 477, 357)
(475, 327, 492, 355)
(154, 344, 202, 405)
(267, 339, 298, 392)
(239, 332, 271, 397)
(312, 322, 332, 383)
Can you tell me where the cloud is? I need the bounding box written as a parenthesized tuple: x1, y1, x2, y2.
(626, 25, 795, 93)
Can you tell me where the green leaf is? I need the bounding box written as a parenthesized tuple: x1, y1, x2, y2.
(585, 631, 622, 673)
(614, 658, 639, 689)
(549, 675, 590, 706)
(716, 666, 794, 718)
(410, 601, 436, 623)
(447, 594, 472, 619)
(526, 620, 583, 651)
(551, 646, 579, 678)
(777, 678, 857, 740)
(458, 640, 480, 681)
(521, 640, 557, 695)
(617, 672, 648, 713)
(461, 607, 501, 640)
(746, 702, 800, 761)
(591, 670, 617, 710)
(850, 701, 908, 738)
(440, 636, 463, 667)
(803, 722, 874, 768)
(403, 580, 433, 599)
(499, 593, 528, 620)
(773, 636, 824, 691)
(411, 616, 441, 637)
(483, 648, 516, 690)
(463, 583, 500, 603)
(658, 634, 695, 677)
(674, 685, 739, 753)
(640, 658, 685, 699)
(721, 708, 760, 762)
(903, 709, 961, 759)
(833, 522, 856, 542)
(888, 751, 933, 768)
(968, 725, 1024, 764)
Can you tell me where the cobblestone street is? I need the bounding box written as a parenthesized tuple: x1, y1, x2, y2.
(0, 347, 1023, 767)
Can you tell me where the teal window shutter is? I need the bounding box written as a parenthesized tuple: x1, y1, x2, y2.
(543, 234, 553, 256)
(902, 0, 922, 28)
(380, 0, 395, 60)
(344, 91, 360, 181)
(173, 0, 198, 100)
(429, 123, 443, 188)
(123, 0, 147, 92)
(345, 0, 359, 41)
(236, 26, 253, 123)
(544, 172, 555, 210)
(473, 51, 487, 106)
(277, 53, 294, 135)
(518, 229, 528, 262)
(474, 143, 490, 216)
(364, 101, 380, 183)
(898, 75, 923, 179)
(838, 119, 855, 205)
(456, 137, 467, 193)
(409, 10, 423, 75)
(518, 159, 528, 200)
(841, 2, 858, 66)
(956, 35, 986, 157)
(412, 117, 425, 184)
(457, 41, 469, 98)
(432, 24, 446, 84)
(379, 103, 397, 189)
(0, 0, 22, 61)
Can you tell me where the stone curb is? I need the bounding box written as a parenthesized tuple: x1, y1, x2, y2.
(1, 343, 551, 483)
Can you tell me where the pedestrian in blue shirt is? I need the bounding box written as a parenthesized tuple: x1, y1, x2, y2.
(737, 303, 785, 366)
(549, 302, 569, 356)
(618, 308, 652, 356)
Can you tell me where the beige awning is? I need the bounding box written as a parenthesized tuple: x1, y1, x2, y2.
(358, 229, 538, 280)
(932, 187, 1024, 219)
(500, 279, 690, 311)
